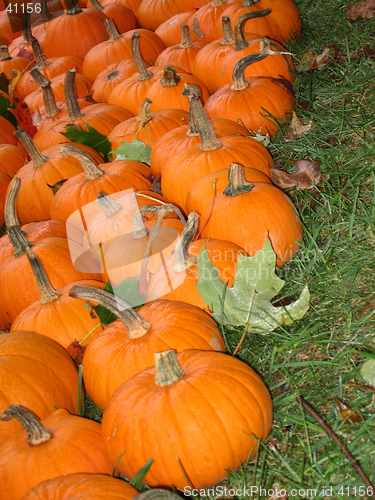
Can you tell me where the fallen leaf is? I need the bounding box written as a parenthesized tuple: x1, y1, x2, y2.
(271, 160, 327, 194)
(363, 44, 375, 56)
(344, 0, 375, 20)
(284, 111, 313, 141)
(334, 397, 362, 423)
(298, 47, 336, 72)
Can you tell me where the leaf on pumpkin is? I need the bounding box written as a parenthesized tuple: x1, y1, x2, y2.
(344, 0, 375, 19)
(8, 69, 23, 98)
(284, 111, 313, 141)
(0, 93, 17, 128)
(10, 99, 37, 138)
(66, 340, 87, 368)
(61, 123, 111, 161)
(271, 160, 328, 194)
(196, 238, 310, 330)
(90, 281, 117, 326)
(112, 275, 147, 309)
(110, 139, 152, 165)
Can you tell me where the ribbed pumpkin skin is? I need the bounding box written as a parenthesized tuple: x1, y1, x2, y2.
(43, 9, 109, 58)
(149, 118, 248, 178)
(21, 474, 139, 500)
(175, 0, 210, 13)
(0, 237, 103, 328)
(0, 144, 26, 178)
(0, 116, 18, 146)
(10, 280, 106, 349)
(204, 77, 295, 137)
(200, 183, 303, 265)
(0, 332, 80, 444)
(161, 135, 274, 211)
(155, 38, 207, 74)
(146, 238, 247, 310)
(155, 12, 195, 47)
(83, 300, 225, 410)
(186, 0, 235, 43)
(92, 60, 138, 103)
(0, 409, 114, 500)
(215, 0, 302, 43)
(0, 172, 11, 226)
(137, 0, 178, 31)
(102, 349, 273, 489)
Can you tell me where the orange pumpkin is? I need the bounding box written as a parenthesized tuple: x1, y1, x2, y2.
(0, 144, 27, 178)
(155, 12, 195, 47)
(0, 116, 18, 146)
(88, 0, 137, 33)
(0, 45, 30, 79)
(92, 59, 138, 103)
(137, 0, 179, 31)
(102, 349, 273, 488)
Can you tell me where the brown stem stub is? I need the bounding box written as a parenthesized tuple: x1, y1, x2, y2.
(66, 0, 83, 15)
(137, 97, 153, 122)
(173, 211, 199, 272)
(154, 350, 184, 387)
(96, 191, 122, 217)
(180, 25, 194, 48)
(105, 19, 122, 42)
(160, 66, 181, 87)
(131, 32, 154, 81)
(59, 145, 104, 180)
(0, 405, 52, 446)
(0, 45, 11, 61)
(4, 176, 21, 228)
(221, 16, 235, 45)
(30, 69, 60, 118)
(223, 163, 254, 196)
(14, 129, 48, 168)
(192, 18, 205, 38)
(26, 248, 61, 304)
(64, 69, 84, 120)
(89, 0, 104, 10)
(22, 11, 33, 44)
(32, 37, 50, 69)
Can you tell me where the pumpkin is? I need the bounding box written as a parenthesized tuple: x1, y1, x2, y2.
(43, 0, 109, 58)
(0, 14, 22, 43)
(200, 163, 303, 265)
(204, 39, 296, 136)
(160, 84, 274, 212)
(101, 0, 142, 13)
(88, 0, 137, 33)
(155, 24, 207, 74)
(0, 172, 12, 228)
(214, 0, 302, 43)
(155, 12, 195, 47)
(0, 406, 114, 500)
(137, 0, 179, 32)
(0, 144, 26, 178)
(70, 285, 225, 410)
(187, 0, 236, 43)
(215, 10, 295, 89)
(0, 116, 18, 146)
(20, 474, 138, 500)
(10, 251, 106, 349)
(102, 349, 273, 488)
(0, 45, 30, 79)
(92, 59, 138, 103)
(109, 98, 189, 152)
(0, 331, 80, 443)
(149, 84, 248, 178)
(50, 145, 152, 222)
(175, 0, 211, 13)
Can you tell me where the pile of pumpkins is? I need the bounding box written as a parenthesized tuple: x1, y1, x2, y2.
(0, 0, 304, 498)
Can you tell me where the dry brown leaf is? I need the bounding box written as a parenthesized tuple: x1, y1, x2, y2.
(298, 47, 332, 72)
(334, 397, 363, 423)
(271, 160, 327, 194)
(344, 0, 375, 19)
(284, 111, 313, 141)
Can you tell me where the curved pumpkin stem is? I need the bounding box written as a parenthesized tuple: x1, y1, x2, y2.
(180, 25, 194, 49)
(182, 84, 222, 151)
(160, 66, 181, 87)
(30, 69, 61, 118)
(137, 97, 153, 122)
(26, 248, 61, 303)
(223, 163, 254, 196)
(59, 145, 105, 180)
(154, 350, 184, 387)
(105, 19, 122, 42)
(64, 68, 84, 120)
(4, 175, 21, 228)
(69, 285, 151, 339)
(221, 16, 235, 45)
(131, 32, 154, 81)
(32, 37, 50, 69)
(234, 9, 271, 51)
(230, 37, 291, 91)
(173, 211, 199, 272)
(0, 405, 52, 445)
(14, 129, 49, 168)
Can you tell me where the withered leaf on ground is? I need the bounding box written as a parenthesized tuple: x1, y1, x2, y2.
(298, 47, 336, 72)
(334, 397, 363, 423)
(344, 0, 375, 20)
(271, 160, 327, 193)
(284, 111, 313, 141)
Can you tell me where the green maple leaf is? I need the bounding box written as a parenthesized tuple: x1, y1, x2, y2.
(196, 238, 310, 332)
(61, 124, 111, 161)
(0, 94, 17, 128)
(110, 139, 152, 165)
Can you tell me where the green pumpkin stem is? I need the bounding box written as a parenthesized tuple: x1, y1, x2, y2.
(105, 19, 122, 42)
(160, 66, 181, 87)
(64, 68, 84, 119)
(230, 37, 292, 91)
(223, 163, 254, 196)
(30, 69, 61, 118)
(69, 285, 151, 339)
(180, 25, 194, 49)
(131, 32, 154, 81)
(26, 249, 61, 303)
(234, 9, 271, 51)
(182, 84, 222, 151)
(221, 16, 235, 45)
(154, 350, 184, 387)
(0, 405, 52, 445)
(96, 191, 123, 217)
(14, 129, 49, 168)
(59, 145, 105, 180)
(31, 37, 50, 69)
(4, 175, 21, 228)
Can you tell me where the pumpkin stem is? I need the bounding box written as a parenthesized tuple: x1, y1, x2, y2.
(105, 19, 122, 42)
(89, 0, 104, 10)
(180, 25, 194, 49)
(59, 144, 105, 180)
(66, 0, 83, 15)
(173, 211, 199, 272)
(131, 32, 154, 81)
(160, 66, 181, 87)
(137, 97, 153, 122)
(184, 85, 200, 136)
(30, 69, 61, 118)
(40, 0, 53, 23)
(0, 45, 11, 61)
(14, 129, 49, 168)
(4, 175, 21, 228)
(234, 9, 271, 51)
(96, 191, 123, 216)
(69, 285, 151, 339)
(221, 16, 235, 45)
(31, 37, 50, 69)
(154, 350, 184, 387)
(242, 0, 259, 6)
(230, 37, 291, 91)
(212, 0, 226, 7)
(0, 405, 52, 445)
(64, 68, 84, 119)
(22, 11, 33, 44)
(223, 163, 254, 196)
(192, 18, 204, 38)
(26, 249, 61, 303)
(182, 84, 222, 151)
